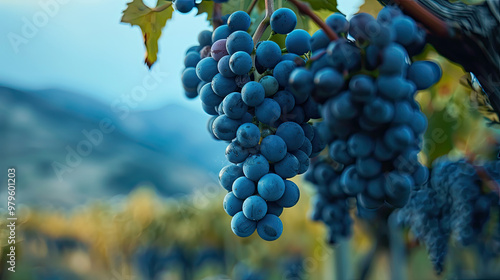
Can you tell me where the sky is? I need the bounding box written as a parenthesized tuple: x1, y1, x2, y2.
(0, 0, 363, 111)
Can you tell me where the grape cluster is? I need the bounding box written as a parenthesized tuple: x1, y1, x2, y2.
(183, 9, 326, 240)
(173, 0, 229, 14)
(287, 7, 441, 213)
(398, 158, 499, 273)
(304, 157, 353, 244)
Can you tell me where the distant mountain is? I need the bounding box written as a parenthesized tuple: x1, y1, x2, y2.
(0, 86, 228, 208)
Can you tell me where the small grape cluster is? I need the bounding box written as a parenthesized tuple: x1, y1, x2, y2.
(182, 8, 326, 240)
(286, 7, 441, 213)
(173, 0, 228, 14)
(304, 157, 353, 244)
(398, 158, 499, 273)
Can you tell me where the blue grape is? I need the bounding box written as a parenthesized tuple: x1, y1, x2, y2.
(276, 180, 300, 207)
(384, 172, 412, 207)
(377, 5, 403, 25)
(310, 125, 327, 157)
(241, 81, 265, 107)
(242, 195, 268, 221)
(243, 154, 270, 181)
(374, 138, 396, 161)
(313, 67, 344, 101)
(410, 111, 427, 135)
(274, 153, 299, 178)
(200, 83, 223, 107)
(363, 97, 394, 124)
(273, 60, 296, 88)
(226, 140, 250, 163)
(229, 51, 253, 75)
(270, 8, 297, 34)
(231, 211, 256, 237)
(366, 175, 386, 200)
(329, 140, 354, 165)
(301, 123, 314, 141)
(196, 57, 219, 82)
(181, 67, 201, 92)
(233, 176, 256, 199)
(347, 133, 374, 158)
(211, 39, 228, 61)
(299, 138, 313, 157)
(198, 30, 213, 46)
(348, 13, 376, 43)
(223, 92, 248, 119)
(340, 165, 366, 195)
(349, 75, 376, 102)
(276, 122, 305, 151)
(202, 102, 218, 115)
(260, 135, 287, 163)
(211, 73, 237, 97)
(259, 75, 279, 97)
(217, 55, 236, 78)
(356, 157, 382, 178)
(285, 29, 311, 55)
(281, 106, 305, 124)
(289, 68, 314, 104)
(303, 97, 321, 119)
(377, 76, 415, 100)
(326, 13, 349, 34)
(257, 173, 285, 201)
(256, 41, 282, 69)
(310, 29, 330, 52)
(267, 202, 284, 216)
(326, 39, 361, 71)
(293, 150, 310, 174)
(224, 192, 244, 216)
(329, 92, 358, 120)
(212, 114, 240, 140)
(255, 98, 281, 125)
(407, 61, 442, 90)
(257, 214, 283, 241)
(173, 0, 195, 13)
(227, 31, 254, 55)
(236, 123, 260, 148)
(184, 51, 201, 67)
(384, 125, 414, 151)
(273, 90, 295, 114)
(228, 11, 251, 32)
(391, 16, 417, 46)
(379, 43, 408, 76)
(212, 25, 231, 42)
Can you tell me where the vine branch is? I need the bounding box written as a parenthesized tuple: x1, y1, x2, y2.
(213, 3, 223, 29)
(246, 0, 259, 15)
(287, 0, 338, 40)
(252, 0, 274, 45)
(392, 0, 450, 38)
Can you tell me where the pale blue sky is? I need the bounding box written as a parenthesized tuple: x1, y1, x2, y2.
(0, 0, 362, 111)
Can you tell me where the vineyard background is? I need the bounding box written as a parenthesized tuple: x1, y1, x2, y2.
(1, 0, 500, 279)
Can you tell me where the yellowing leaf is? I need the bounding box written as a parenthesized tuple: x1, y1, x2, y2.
(121, 0, 173, 68)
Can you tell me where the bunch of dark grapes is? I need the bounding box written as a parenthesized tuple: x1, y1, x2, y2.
(398, 157, 499, 273)
(181, 8, 326, 241)
(304, 157, 353, 244)
(173, 0, 229, 14)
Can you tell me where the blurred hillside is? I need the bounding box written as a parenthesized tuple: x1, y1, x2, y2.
(0, 86, 228, 208)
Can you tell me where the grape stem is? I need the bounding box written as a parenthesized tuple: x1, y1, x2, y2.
(252, 0, 274, 45)
(287, 0, 338, 40)
(246, 0, 260, 15)
(391, 0, 450, 37)
(213, 3, 223, 29)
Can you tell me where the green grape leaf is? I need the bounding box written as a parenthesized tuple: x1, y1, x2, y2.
(197, 1, 214, 19)
(301, 0, 338, 12)
(121, 0, 173, 68)
(222, 0, 255, 15)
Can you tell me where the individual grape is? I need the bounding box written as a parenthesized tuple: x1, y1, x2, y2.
(242, 195, 268, 221)
(289, 68, 314, 104)
(356, 157, 382, 178)
(173, 0, 195, 13)
(224, 192, 244, 216)
(243, 154, 270, 181)
(181, 67, 201, 92)
(384, 125, 414, 151)
(231, 211, 257, 237)
(276, 122, 305, 151)
(339, 165, 366, 195)
(410, 111, 428, 134)
(391, 16, 417, 46)
(185, 45, 201, 54)
(228, 11, 251, 32)
(273, 90, 295, 114)
(329, 92, 358, 120)
(256, 41, 282, 69)
(349, 75, 376, 102)
(384, 172, 412, 207)
(379, 43, 408, 76)
(229, 51, 253, 75)
(267, 202, 284, 216)
(282, 106, 306, 124)
(363, 98, 394, 124)
(299, 138, 313, 157)
(217, 55, 236, 78)
(325, 13, 349, 34)
(202, 102, 218, 115)
(223, 92, 248, 119)
(227, 30, 254, 55)
(184, 51, 201, 68)
(236, 123, 261, 148)
(310, 125, 327, 157)
(274, 153, 300, 178)
(211, 73, 237, 97)
(212, 114, 240, 140)
(270, 8, 297, 34)
(366, 176, 386, 200)
(276, 180, 299, 208)
(310, 30, 330, 52)
(255, 98, 281, 125)
(301, 123, 314, 141)
(257, 214, 283, 241)
(281, 53, 305, 65)
(196, 57, 219, 82)
(313, 67, 344, 101)
(377, 76, 415, 100)
(293, 150, 310, 174)
(377, 5, 403, 25)
(407, 61, 442, 90)
(285, 29, 311, 55)
(233, 176, 256, 199)
(273, 61, 296, 88)
(241, 81, 265, 107)
(211, 39, 228, 61)
(226, 140, 250, 163)
(200, 83, 223, 107)
(212, 25, 231, 42)
(329, 140, 354, 165)
(373, 138, 396, 161)
(326, 39, 361, 71)
(257, 173, 286, 201)
(198, 30, 213, 47)
(259, 75, 279, 97)
(260, 135, 287, 163)
(347, 133, 374, 158)
(348, 13, 376, 43)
